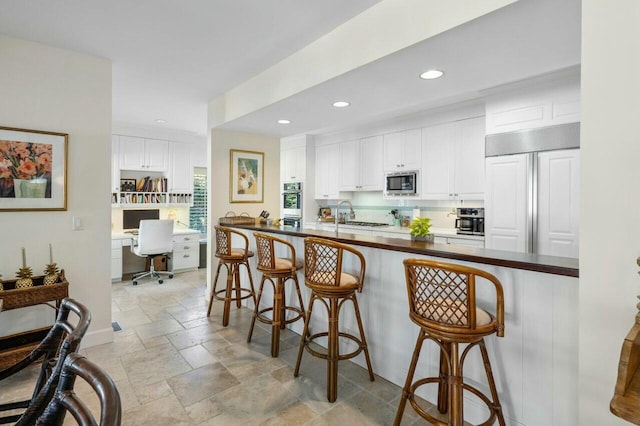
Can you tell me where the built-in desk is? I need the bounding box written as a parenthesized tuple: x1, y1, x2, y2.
(111, 229, 200, 281)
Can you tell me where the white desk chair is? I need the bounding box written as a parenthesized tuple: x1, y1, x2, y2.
(131, 219, 174, 285)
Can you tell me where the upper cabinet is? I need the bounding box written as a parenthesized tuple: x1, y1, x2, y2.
(168, 142, 193, 193)
(383, 128, 421, 172)
(315, 143, 340, 199)
(280, 145, 306, 182)
(111, 135, 120, 193)
(118, 136, 168, 172)
(421, 116, 485, 200)
(339, 135, 383, 191)
(485, 76, 580, 134)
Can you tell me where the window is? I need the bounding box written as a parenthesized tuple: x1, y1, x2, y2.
(189, 167, 207, 234)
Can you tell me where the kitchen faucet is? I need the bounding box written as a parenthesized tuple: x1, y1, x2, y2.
(335, 200, 355, 233)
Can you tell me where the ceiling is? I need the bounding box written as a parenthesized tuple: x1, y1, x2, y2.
(0, 0, 580, 139)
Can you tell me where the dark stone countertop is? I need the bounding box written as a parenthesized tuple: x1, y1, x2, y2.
(227, 224, 579, 278)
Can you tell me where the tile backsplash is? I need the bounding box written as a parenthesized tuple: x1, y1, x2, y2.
(318, 191, 483, 229)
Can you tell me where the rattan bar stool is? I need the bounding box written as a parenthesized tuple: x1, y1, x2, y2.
(294, 237, 374, 402)
(207, 225, 256, 327)
(247, 232, 306, 357)
(394, 258, 506, 426)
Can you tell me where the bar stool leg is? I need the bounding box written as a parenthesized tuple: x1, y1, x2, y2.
(222, 263, 235, 327)
(449, 342, 463, 426)
(234, 264, 242, 308)
(243, 259, 257, 306)
(479, 339, 506, 426)
(394, 329, 427, 426)
(351, 294, 374, 381)
(271, 277, 284, 357)
(438, 342, 452, 414)
(207, 261, 223, 317)
(294, 292, 316, 377)
(327, 297, 339, 402)
(292, 274, 306, 326)
(247, 275, 267, 343)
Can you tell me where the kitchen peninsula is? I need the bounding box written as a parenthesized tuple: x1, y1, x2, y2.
(226, 223, 579, 426)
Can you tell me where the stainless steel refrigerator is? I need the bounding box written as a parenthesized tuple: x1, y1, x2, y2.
(484, 123, 580, 258)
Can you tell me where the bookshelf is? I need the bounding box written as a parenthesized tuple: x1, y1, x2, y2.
(111, 171, 193, 207)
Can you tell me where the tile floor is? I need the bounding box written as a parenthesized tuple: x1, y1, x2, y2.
(1, 269, 451, 425)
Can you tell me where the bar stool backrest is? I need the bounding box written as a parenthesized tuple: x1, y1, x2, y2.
(214, 226, 249, 258)
(254, 232, 297, 272)
(403, 258, 504, 337)
(304, 237, 365, 291)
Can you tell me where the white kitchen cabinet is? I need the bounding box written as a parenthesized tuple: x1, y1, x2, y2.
(111, 135, 120, 193)
(111, 239, 123, 281)
(191, 141, 207, 168)
(315, 143, 340, 199)
(280, 145, 306, 182)
(171, 233, 199, 271)
(168, 141, 193, 193)
(383, 128, 421, 172)
(536, 149, 580, 257)
(118, 135, 168, 172)
(421, 117, 485, 200)
(484, 154, 529, 252)
(339, 135, 383, 191)
(434, 236, 485, 248)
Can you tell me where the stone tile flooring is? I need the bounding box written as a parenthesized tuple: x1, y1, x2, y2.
(1, 269, 448, 425)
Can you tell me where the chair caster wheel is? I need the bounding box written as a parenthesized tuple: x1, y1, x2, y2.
(133, 281, 138, 285)
(169, 275, 174, 279)
(158, 279, 164, 284)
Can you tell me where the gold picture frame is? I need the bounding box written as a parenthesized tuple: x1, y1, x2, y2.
(0, 126, 68, 211)
(229, 149, 264, 203)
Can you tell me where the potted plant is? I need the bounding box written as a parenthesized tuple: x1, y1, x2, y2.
(408, 216, 434, 242)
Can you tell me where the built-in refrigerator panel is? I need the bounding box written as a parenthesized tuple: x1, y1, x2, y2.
(485, 123, 580, 258)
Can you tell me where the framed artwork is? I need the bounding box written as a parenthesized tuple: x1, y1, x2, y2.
(0, 126, 68, 211)
(120, 178, 136, 192)
(229, 149, 263, 203)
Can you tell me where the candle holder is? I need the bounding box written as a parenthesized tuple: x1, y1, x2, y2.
(43, 263, 60, 285)
(15, 266, 33, 289)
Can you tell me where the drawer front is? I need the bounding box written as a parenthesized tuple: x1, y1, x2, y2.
(173, 234, 198, 244)
(172, 250, 199, 270)
(173, 242, 197, 254)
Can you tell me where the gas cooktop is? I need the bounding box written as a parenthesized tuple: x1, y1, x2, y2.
(344, 221, 389, 227)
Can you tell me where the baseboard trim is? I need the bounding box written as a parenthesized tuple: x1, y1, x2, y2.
(80, 326, 113, 349)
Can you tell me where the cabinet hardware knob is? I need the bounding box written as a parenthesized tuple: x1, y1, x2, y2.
(184, 254, 190, 258)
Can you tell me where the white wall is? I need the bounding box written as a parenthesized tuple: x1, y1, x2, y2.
(579, 1, 640, 425)
(206, 129, 280, 294)
(0, 35, 113, 347)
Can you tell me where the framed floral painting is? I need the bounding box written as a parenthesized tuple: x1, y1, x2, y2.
(0, 126, 68, 211)
(229, 149, 263, 203)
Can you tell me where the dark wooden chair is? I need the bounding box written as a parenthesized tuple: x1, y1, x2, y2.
(207, 226, 256, 326)
(294, 237, 374, 402)
(247, 232, 306, 357)
(36, 353, 121, 426)
(394, 258, 505, 426)
(0, 298, 91, 425)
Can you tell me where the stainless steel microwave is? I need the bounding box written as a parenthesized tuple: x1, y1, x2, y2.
(384, 170, 418, 196)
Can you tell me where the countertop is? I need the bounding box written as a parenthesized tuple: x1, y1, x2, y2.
(228, 223, 579, 278)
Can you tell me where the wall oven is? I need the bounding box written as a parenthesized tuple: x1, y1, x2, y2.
(282, 182, 302, 226)
(385, 170, 418, 196)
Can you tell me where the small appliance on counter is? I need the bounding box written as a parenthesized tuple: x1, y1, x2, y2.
(455, 208, 484, 235)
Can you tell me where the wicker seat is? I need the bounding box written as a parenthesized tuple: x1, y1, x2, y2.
(247, 232, 306, 357)
(207, 226, 256, 326)
(0, 298, 91, 425)
(36, 353, 121, 425)
(294, 237, 374, 402)
(394, 258, 505, 426)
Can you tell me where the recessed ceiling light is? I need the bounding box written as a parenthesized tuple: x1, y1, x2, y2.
(154, 119, 167, 123)
(277, 119, 291, 124)
(419, 69, 444, 80)
(332, 101, 350, 108)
